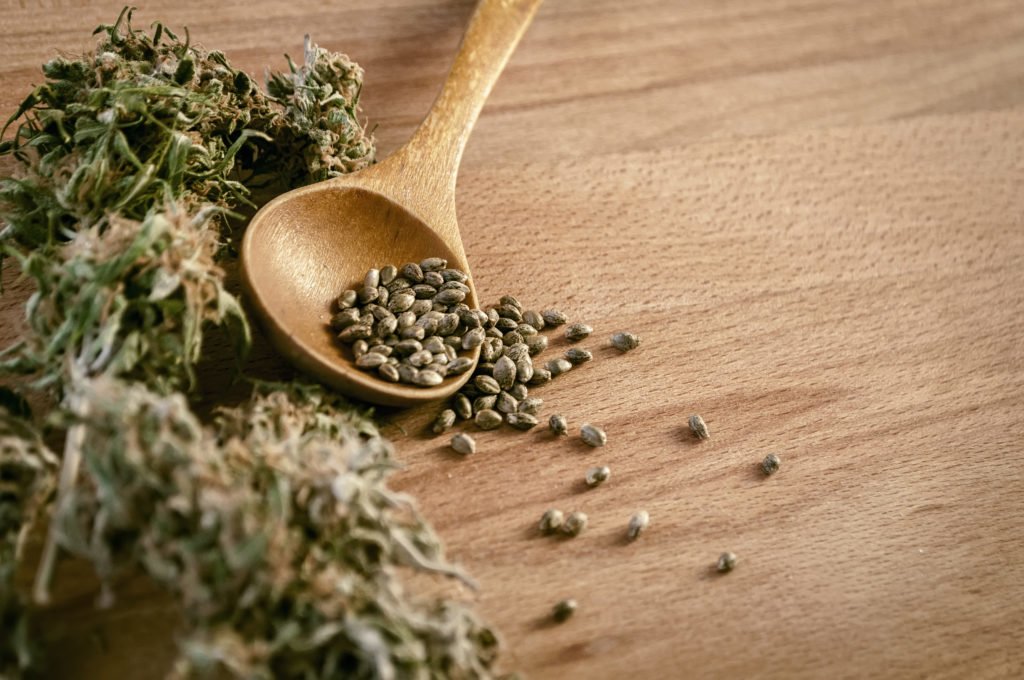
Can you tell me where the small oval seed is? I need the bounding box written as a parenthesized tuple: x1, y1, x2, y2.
(580, 423, 607, 447)
(627, 511, 650, 540)
(447, 357, 476, 375)
(561, 511, 588, 537)
(493, 356, 517, 389)
(565, 323, 593, 342)
(400, 262, 424, 282)
(546, 358, 573, 377)
(378, 363, 400, 382)
(475, 409, 503, 430)
(453, 394, 473, 420)
(420, 257, 447, 272)
(451, 433, 476, 455)
(364, 268, 380, 290)
(462, 327, 486, 350)
(549, 414, 568, 435)
(564, 348, 593, 365)
(539, 509, 564, 534)
(474, 375, 501, 395)
(414, 370, 444, 386)
(522, 310, 545, 330)
(355, 352, 387, 369)
(610, 331, 640, 352)
(506, 412, 539, 431)
(380, 265, 398, 285)
(541, 309, 568, 326)
(761, 453, 781, 476)
(432, 409, 456, 434)
(717, 552, 738, 573)
(689, 415, 710, 440)
(585, 465, 611, 487)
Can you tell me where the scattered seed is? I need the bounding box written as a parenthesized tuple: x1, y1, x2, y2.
(627, 511, 649, 540)
(552, 598, 577, 623)
(689, 415, 710, 440)
(541, 309, 568, 326)
(564, 348, 592, 365)
(761, 453, 781, 476)
(432, 409, 456, 434)
(528, 369, 552, 386)
(496, 391, 519, 414)
(522, 310, 545, 330)
(539, 509, 565, 534)
(580, 423, 607, 447)
(549, 414, 568, 435)
(717, 552, 738, 573)
(585, 465, 611, 487)
(565, 323, 592, 342)
(610, 331, 640, 352)
(453, 394, 472, 420)
(561, 511, 588, 537)
(451, 433, 476, 455)
(518, 397, 543, 415)
(475, 409, 503, 430)
(546, 358, 572, 377)
(526, 335, 548, 356)
(506, 412, 539, 430)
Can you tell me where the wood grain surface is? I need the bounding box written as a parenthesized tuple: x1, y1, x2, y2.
(2, 1, 1024, 678)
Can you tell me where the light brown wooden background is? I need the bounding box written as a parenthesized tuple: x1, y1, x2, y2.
(2, 1, 1024, 678)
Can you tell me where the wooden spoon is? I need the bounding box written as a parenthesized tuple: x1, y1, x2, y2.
(241, 0, 544, 406)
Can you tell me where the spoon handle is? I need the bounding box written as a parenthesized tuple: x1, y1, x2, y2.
(374, 0, 544, 226)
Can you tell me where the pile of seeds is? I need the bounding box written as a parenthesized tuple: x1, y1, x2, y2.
(330, 260, 479, 386)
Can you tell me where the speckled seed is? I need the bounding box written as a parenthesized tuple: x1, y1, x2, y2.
(414, 370, 443, 386)
(761, 453, 781, 476)
(394, 339, 423, 356)
(447, 357, 476, 375)
(539, 509, 564, 534)
(580, 423, 607, 447)
(330, 308, 360, 330)
(435, 288, 466, 305)
(496, 391, 519, 414)
(503, 331, 524, 347)
(496, 306, 523, 323)
(627, 511, 650, 540)
(528, 369, 552, 386)
(420, 257, 447, 272)
(357, 286, 379, 304)
(564, 348, 593, 365)
(541, 309, 568, 326)
(401, 326, 426, 341)
(526, 335, 548, 356)
(352, 340, 369, 358)
(517, 324, 538, 337)
(397, 364, 418, 383)
(503, 342, 529, 362)
(522, 310, 545, 330)
(380, 265, 398, 285)
(408, 349, 433, 367)
(364, 268, 380, 290)
(475, 409, 503, 430)
(499, 295, 523, 311)
(355, 352, 387, 369)
(493, 356, 517, 389)
(462, 327, 486, 350)
(585, 465, 611, 487)
(336, 289, 358, 309)
(451, 433, 476, 455)
(473, 375, 500, 395)
(549, 414, 568, 435)
(546, 358, 573, 377)
(561, 511, 588, 537)
(610, 331, 640, 352)
(338, 325, 373, 342)
(410, 299, 432, 316)
(400, 262, 424, 282)
(506, 412, 539, 430)
(453, 394, 472, 420)
(689, 415, 710, 440)
(515, 356, 534, 383)
(432, 409, 456, 434)
(565, 323, 593, 342)
(553, 599, 577, 623)
(378, 364, 400, 382)
(509, 383, 529, 401)
(717, 552, 738, 573)
(518, 397, 543, 415)
(482, 338, 504, 363)
(473, 395, 498, 413)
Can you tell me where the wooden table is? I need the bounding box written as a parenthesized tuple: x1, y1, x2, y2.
(3, 1, 1023, 677)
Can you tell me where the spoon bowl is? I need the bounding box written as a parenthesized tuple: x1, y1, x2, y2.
(242, 181, 481, 406)
(241, 0, 543, 406)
